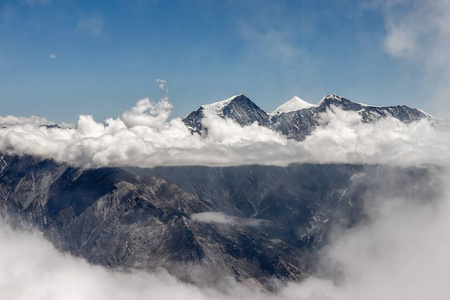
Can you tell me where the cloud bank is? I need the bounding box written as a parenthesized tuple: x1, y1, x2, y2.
(0, 97, 448, 168)
(280, 169, 450, 300)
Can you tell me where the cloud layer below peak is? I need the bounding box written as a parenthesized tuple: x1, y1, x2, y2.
(0, 97, 448, 168)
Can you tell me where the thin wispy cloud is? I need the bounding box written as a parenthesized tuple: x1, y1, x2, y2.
(1, 2, 17, 23)
(191, 212, 269, 226)
(239, 24, 298, 64)
(23, 0, 52, 5)
(374, 0, 450, 116)
(1, 0, 50, 23)
(76, 14, 104, 38)
(225, 1, 303, 66)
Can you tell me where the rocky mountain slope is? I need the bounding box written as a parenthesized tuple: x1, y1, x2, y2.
(184, 94, 270, 135)
(0, 154, 440, 289)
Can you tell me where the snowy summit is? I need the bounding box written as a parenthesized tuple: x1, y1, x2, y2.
(201, 94, 243, 115)
(272, 96, 316, 115)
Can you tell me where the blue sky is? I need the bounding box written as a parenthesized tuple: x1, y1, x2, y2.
(0, 0, 444, 122)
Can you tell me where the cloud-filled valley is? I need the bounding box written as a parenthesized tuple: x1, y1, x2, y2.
(1, 93, 449, 299)
(1, 163, 449, 300)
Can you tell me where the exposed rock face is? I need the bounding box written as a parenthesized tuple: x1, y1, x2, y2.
(0, 154, 439, 288)
(316, 94, 429, 123)
(0, 155, 316, 287)
(183, 94, 431, 141)
(183, 94, 269, 135)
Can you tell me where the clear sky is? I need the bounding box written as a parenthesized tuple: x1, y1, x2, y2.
(0, 0, 448, 122)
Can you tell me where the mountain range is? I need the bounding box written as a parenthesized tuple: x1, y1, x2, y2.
(183, 94, 431, 141)
(0, 93, 442, 290)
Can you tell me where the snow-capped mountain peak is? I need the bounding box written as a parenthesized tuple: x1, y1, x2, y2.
(201, 94, 243, 114)
(184, 93, 432, 141)
(272, 96, 316, 114)
(184, 94, 269, 133)
(317, 94, 344, 106)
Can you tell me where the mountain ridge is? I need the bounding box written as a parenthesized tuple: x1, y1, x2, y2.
(183, 93, 432, 141)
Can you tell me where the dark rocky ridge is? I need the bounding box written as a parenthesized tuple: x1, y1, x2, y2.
(184, 94, 269, 135)
(0, 154, 441, 289)
(183, 94, 431, 141)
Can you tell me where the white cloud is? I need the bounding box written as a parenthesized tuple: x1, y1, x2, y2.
(0, 115, 52, 126)
(379, 0, 449, 61)
(383, 22, 417, 57)
(191, 212, 235, 224)
(375, 0, 450, 115)
(191, 212, 268, 226)
(156, 78, 168, 91)
(0, 99, 449, 168)
(302, 108, 450, 165)
(239, 24, 298, 64)
(279, 169, 450, 300)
